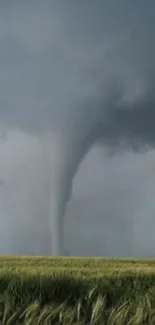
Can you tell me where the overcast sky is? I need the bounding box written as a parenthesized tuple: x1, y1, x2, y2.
(1, 131, 155, 257)
(0, 1, 155, 256)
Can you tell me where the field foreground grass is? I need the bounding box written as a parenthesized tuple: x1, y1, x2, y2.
(0, 256, 155, 324)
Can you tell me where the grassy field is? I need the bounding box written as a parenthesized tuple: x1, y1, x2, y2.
(0, 256, 155, 324)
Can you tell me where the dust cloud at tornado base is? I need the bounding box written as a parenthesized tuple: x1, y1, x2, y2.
(0, 1, 155, 255)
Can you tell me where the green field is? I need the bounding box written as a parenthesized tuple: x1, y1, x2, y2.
(0, 256, 155, 324)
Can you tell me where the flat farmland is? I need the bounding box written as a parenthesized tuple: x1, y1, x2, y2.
(0, 256, 155, 324)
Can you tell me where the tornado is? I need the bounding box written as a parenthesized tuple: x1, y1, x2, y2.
(40, 122, 99, 255)
(0, 0, 155, 255)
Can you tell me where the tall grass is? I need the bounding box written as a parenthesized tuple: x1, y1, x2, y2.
(0, 256, 154, 324)
(0, 290, 154, 324)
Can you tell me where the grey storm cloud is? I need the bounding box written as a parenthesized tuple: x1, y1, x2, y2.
(0, 0, 155, 255)
(0, 0, 155, 142)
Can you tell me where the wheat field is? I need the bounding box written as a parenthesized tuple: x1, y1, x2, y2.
(0, 256, 154, 324)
